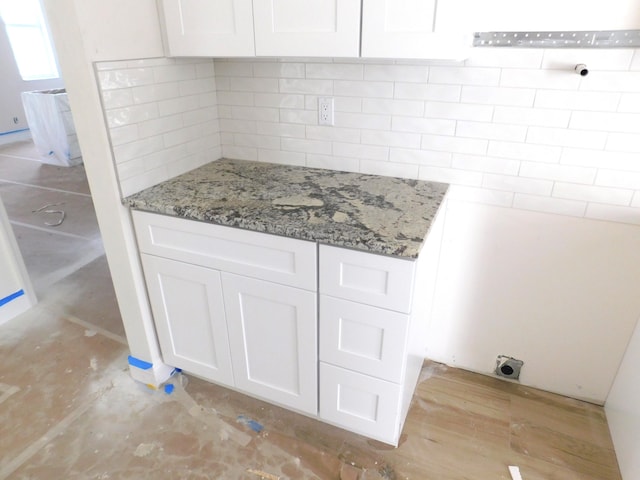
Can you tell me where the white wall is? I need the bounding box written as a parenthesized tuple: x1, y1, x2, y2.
(0, 10, 63, 140)
(606, 315, 640, 479)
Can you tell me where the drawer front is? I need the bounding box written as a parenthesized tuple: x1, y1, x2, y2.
(320, 296, 408, 383)
(319, 363, 402, 445)
(319, 245, 415, 313)
(133, 210, 317, 290)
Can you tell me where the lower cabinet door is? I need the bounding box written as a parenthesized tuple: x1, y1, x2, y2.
(222, 272, 318, 415)
(319, 363, 403, 445)
(141, 254, 234, 386)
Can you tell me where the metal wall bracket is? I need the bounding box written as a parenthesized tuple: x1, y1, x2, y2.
(473, 30, 640, 48)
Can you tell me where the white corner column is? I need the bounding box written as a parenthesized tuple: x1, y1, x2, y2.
(41, 0, 174, 387)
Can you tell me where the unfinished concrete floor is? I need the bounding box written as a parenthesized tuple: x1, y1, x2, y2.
(0, 142, 622, 479)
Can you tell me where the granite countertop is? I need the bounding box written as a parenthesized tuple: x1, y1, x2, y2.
(124, 159, 449, 258)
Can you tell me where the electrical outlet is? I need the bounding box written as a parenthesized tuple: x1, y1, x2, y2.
(318, 97, 334, 126)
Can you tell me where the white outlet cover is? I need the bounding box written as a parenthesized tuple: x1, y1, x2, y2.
(318, 97, 334, 126)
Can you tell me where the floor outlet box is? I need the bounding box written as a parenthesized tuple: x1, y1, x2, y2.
(496, 355, 524, 380)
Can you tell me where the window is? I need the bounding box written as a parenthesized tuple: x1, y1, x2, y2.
(0, 0, 59, 80)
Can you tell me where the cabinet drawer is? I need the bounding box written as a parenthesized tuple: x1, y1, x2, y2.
(319, 363, 402, 445)
(133, 210, 317, 290)
(319, 245, 415, 312)
(319, 296, 408, 383)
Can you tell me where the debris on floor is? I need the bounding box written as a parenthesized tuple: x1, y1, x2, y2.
(32, 202, 66, 226)
(246, 468, 281, 480)
(237, 415, 264, 433)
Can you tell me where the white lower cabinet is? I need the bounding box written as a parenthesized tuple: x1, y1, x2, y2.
(222, 272, 317, 415)
(133, 211, 430, 445)
(141, 254, 234, 386)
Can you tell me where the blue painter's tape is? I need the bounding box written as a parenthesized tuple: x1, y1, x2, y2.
(127, 355, 153, 370)
(164, 384, 175, 395)
(0, 128, 29, 137)
(0, 289, 25, 308)
(237, 415, 264, 433)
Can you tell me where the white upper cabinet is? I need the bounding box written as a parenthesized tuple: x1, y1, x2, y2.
(159, 0, 255, 56)
(436, 0, 640, 33)
(252, 0, 361, 57)
(361, 0, 468, 59)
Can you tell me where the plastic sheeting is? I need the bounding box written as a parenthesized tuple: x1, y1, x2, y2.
(21, 89, 82, 167)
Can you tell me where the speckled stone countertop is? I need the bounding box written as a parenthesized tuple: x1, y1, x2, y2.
(124, 159, 449, 258)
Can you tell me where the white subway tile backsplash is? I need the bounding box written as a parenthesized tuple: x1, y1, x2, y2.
(217, 91, 255, 106)
(280, 79, 333, 95)
(488, 140, 561, 163)
(464, 48, 543, 69)
(519, 161, 596, 184)
(98, 55, 640, 224)
(254, 93, 304, 109)
(595, 169, 640, 189)
(131, 83, 181, 104)
(279, 109, 317, 125)
(335, 80, 393, 98)
(334, 112, 391, 130)
(223, 77, 275, 93)
(513, 194, 587, 217)
(527, 127, 607, 149)
(113, 135, 164, 163)
(362, 130, 421, 149)
(109, 125, 139, 147)
(390, 148, 451, 167)
(618, 93, 640, 113)
(483, 173, 553, 196)
(253, 62, 305, 78)
(534, 90, 620, 112)
(606, 133, 640, 153)
(392, 116, 455, 136)
(98, 68, 156, 90)
(106, 104, 158, 128)
(364, 64, 429, 82)
(306, 125, 360, 143)
(395, 83, 460, 102)
(553, 182, 633, 206)
(256, 122, 305, 138)
(461, 86, 535, 107)
(429, 67, 500, 86)
(422, 134, 488, 155)
(333, 142, 389, 161)
(362, 98, 424, 116)
(631, 51, 640, 71)
(282, 137, 332, 155)
(457, 121, 527, 142)
(306, 63, 363, 80)
(233, 133, 281, 150)
(494, 106, 570, 128)
(359, 159, 419, 179)
(542, 49, 634, 71)
(306, 154, 359, 172)
(419, 166, 483, 186)
(101, 89, 134, 109)
(570, 111, 640, 133)
(446, 185, 514, 208)
(561, 148, 640, 172)
(451, 153, 520, 175)
(501, 69, 580, 90)
(580, 72, 640, 93)
(425, 101, 493, 122)
(258, 149, 306, 166)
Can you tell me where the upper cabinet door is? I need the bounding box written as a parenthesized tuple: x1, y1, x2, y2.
(361, 0, 469, 59)
(435, 0, 640, 33)
(252, 0, 361, 57)
(159, 0, 255, 57)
